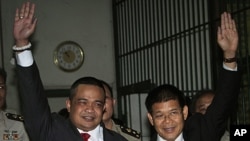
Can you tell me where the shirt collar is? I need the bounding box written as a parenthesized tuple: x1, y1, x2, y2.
(77, 125, 103, 141)
(157, 132, 184, 141)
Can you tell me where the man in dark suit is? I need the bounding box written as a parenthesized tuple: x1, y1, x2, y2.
(12, 2, 127, 141)
(145, 12, 241, 141)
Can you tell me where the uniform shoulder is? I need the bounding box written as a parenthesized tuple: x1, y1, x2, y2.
(119, 125, 141, 139)
(5, 112, 24, 122)
(112, 117, 125, 125)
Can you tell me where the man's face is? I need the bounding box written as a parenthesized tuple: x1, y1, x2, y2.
(0, 75, 6, 110)
(66, 84, 105, 131)
(102, 85, 115, 122)
(147, 100, 188, 141)
(195, 93, 214, 115)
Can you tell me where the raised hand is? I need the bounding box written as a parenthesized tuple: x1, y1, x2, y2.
(13, 2, 37, 47)
(217, 12, 238, 59)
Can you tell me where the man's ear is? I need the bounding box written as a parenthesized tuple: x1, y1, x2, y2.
(65, 99, 71, 112)
(103, 104, 106, 112)
(147, 112, 154, 126)
(113, 98, 116, 106)
(183, 105, 189, 120)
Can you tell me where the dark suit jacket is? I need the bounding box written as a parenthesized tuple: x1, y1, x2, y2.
(16, 62, 128, 141)
(150, 68, 241, 141)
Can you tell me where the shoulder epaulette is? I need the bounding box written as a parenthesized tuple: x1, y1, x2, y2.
(5, 113, 24, 122)
(120, 125, 141, 139)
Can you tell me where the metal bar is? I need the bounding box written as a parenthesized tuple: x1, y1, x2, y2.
(161, 0, 166, 84)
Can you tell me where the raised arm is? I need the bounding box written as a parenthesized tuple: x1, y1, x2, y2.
(217, 12, 238, 69)
(13, 2, 52, 140)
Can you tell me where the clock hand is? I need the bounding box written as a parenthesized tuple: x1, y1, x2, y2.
(64, 51, 70, 58)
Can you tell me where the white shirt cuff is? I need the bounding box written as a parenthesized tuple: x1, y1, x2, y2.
(16, 50, 34, 67)
(223, 63, 237, 71)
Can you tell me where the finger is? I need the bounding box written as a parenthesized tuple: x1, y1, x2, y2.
(227, 13, 233, 29)
(19, 2, 26, 18)
(229, 13, 234, 30)
(224, 12, 230, 29)
(232, 20, 237, 32)
(217, 27, 223, 40)
(24, 2, 30, 18)
(31, 18, 38, 30)
(28, 3, 35, 20)
(14, 8, 20, 21)
(220, 12, 226, 30)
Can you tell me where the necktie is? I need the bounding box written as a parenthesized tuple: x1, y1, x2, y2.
(81, 133, 90, 141)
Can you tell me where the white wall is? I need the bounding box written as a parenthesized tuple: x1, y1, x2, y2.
(1, 0, 115, 114)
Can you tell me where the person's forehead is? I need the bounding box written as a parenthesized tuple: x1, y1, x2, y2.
(199, 94, 214, 102)
(75, 84, 104, 95)
(77, 84, 103, 90)
(152, 100, 181, 111)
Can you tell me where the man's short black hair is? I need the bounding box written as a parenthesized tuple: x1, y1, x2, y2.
(145, 84, 186, 114)
(69, 76, 105, 100)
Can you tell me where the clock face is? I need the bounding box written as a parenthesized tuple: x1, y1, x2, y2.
(54, 41, 84, 72)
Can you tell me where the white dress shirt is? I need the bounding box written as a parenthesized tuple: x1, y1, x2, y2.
(157, 133, 184, 141)
(77, 125, 104, 141)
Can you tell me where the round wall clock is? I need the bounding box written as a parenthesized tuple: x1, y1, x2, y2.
(53, 41, 84, 72)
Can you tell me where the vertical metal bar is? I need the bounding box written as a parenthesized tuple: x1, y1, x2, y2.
(128, 0, 132, 126)
(177, 0, 184, 90)
(123, 1, 127, 86)
(151, 0, 155, 84)
(118, 2, 124, 86)
(202, 0, 209, 88)
(125, 0, 130, 86)
(134, 0, 140, 82)
(156, 0, 161, 84)
(182, 0, 189, 96)
(192, 0, 198, 91)
(124, 0, 129, 123)
(197, 0, 204, 89)
(189, 0, 195, 93)
(128, 0, 133, 86)
(165, 0, 170, 84)
(122, 1, 127, 87)
(169, 0, 174, 85)
(120, 2, 125, 87)
(161, 0, 166, 84)
(146, 0, 151, 81)
(173, 0, 179, 87)
(130, 0, 136, 85)
(141, 0, 146, 82)
(203, 0, 210, 88)
(187, 0, 193, 94)
(138, 0, 142, 82)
